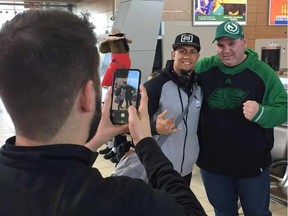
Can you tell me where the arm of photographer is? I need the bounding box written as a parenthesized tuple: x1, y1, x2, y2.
(86, 85, 207, 216)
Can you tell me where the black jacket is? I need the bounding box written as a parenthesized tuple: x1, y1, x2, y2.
(0, 137, 206, 216)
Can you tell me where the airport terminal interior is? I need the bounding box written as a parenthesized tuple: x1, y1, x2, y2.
(0, 0, 287, 215)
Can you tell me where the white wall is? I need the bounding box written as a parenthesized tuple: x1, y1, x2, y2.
(113, 0, 164, 81)
(77, 0, 165, 83)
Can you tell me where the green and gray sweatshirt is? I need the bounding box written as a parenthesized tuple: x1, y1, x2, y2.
(195, 48, 287, 177)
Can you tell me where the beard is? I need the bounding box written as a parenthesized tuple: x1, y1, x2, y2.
(86, 92, 102, 143)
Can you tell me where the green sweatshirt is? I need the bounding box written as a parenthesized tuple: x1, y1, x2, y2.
(195, 48, 287, 177)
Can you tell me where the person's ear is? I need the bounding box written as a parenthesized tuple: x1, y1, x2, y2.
(79, 80, 95, 112)
(243, 37, 247, 48)
(196, 52, 200, 61)
(171, 50, 176, 60)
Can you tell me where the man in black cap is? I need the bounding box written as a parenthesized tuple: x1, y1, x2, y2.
(144, 33, 203, 185)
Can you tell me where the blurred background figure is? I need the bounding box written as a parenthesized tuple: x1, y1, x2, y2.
(99, 28, 132, 87)
(147, 71, 160, 81)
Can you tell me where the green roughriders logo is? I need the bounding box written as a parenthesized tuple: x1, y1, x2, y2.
(208, 87, 249, 109)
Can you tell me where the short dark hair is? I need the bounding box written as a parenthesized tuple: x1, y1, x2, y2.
(0, 10, 100, 141)
(148, 71, 160, 80)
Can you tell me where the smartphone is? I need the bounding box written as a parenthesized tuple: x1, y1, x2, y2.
(110, 69, 141, 125)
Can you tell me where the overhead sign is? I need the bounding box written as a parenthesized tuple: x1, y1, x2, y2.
(268, 0, 288, 25)
(193, 0, 247, 26)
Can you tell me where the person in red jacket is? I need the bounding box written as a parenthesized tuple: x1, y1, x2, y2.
(100, 29, 132, 87)
(99, 29, 132, 161)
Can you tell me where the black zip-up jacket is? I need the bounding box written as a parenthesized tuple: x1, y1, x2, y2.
(0, 136, 207, 216)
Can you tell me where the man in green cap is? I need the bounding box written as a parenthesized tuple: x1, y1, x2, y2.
(195, 20, 287, 216)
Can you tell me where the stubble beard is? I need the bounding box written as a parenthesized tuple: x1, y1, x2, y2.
(86, 93, 102, 143)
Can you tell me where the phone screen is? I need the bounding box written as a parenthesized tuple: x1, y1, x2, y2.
(110, 69, 141, 125)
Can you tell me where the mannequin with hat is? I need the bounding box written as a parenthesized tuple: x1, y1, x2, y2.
(98, 29, 132, 163)
(99, 28, 132, 87)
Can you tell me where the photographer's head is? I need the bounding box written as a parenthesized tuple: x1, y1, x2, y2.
(0, 10, 101, 144)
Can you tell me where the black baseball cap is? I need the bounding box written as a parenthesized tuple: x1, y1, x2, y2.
(172, 33, 201, 52)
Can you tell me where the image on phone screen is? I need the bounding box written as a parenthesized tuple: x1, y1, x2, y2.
(110, 69, 141, 125)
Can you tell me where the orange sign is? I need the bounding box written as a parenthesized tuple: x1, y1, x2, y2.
(269, 0, 288, 25)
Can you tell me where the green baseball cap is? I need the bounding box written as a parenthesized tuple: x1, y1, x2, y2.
(213, 20, 244, 43)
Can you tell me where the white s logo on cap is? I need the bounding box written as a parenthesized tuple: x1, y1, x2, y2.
(224, 23, 239, 35)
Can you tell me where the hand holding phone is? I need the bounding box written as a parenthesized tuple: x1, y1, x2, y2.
(110, 69, 141, 125)
(127, 85, 152, 145)
(85, 88, 129, 152)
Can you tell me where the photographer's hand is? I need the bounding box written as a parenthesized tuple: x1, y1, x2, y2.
(128, 85, 152, 145)
(85, 87, 128, 152)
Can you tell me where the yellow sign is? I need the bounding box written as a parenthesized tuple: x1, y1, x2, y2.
(223, 0, 247, 4)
